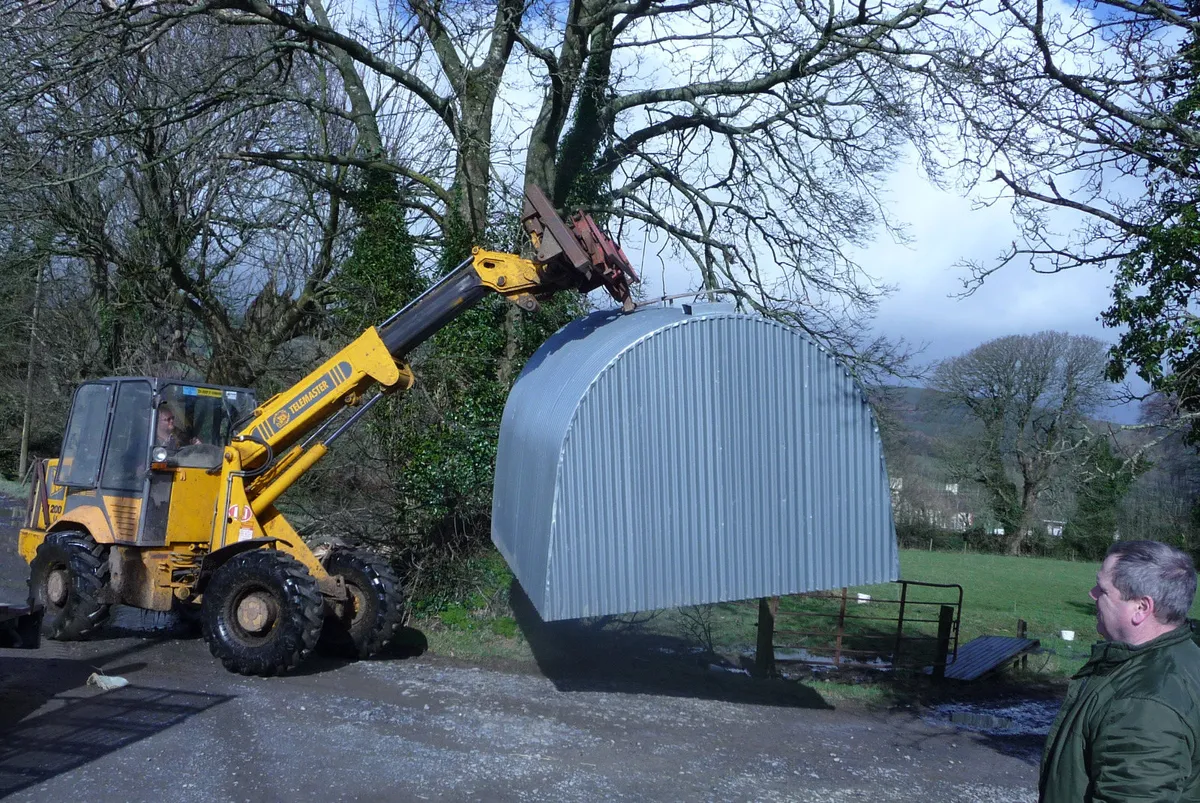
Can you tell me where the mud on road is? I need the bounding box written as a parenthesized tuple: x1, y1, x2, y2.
(0, 496, 1044, 802)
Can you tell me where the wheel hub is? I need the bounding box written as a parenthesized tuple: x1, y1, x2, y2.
(46, 568, 68, 606)
(235, 592, 277, 634)
(346, 584, 367, 626)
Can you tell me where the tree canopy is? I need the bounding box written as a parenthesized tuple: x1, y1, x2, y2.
(932, 331, 1110, 553)
(3, 0, 984, 374)
(936, 0, 1200, 430)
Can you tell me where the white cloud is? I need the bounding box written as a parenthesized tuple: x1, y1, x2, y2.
(856, 156, 1115, 363)
(853, 154, 1148, 422)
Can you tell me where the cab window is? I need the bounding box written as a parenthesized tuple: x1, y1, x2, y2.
(100, 381, 152, 491)
(57, 383, 114, 488)
(158, 384, 256, 468)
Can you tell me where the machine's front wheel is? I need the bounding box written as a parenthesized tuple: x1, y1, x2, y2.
(201, 550, 323, 676)
(29, 531, 111, 640)
(318, 549, 405, 659)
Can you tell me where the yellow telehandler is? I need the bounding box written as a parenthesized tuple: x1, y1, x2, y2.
(16, 186, 636, 676)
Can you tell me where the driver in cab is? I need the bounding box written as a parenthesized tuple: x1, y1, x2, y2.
(155, 403, 200, 453)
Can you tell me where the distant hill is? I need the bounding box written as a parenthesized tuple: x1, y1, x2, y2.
(869, 386, 974, 463)
(866, 383, 1134, 486)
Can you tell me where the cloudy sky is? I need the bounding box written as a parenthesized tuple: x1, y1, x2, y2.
(859, 159, 1146, 424)
(858, 159, 1117, 365)
(628, 153, 1139, 422)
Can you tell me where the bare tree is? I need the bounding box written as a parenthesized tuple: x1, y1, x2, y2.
(931, 0, 1200, 419)
(0, 8, 356, 387)
(932, 331, 1110, 553)
(939, 0, 1195, 278)
(71, 0, 980, 377)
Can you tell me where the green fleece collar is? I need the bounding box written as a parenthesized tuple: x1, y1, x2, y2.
(1075, 625, 1194, 678)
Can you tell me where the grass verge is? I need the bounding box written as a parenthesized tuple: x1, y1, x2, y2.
(0, 480, 28, 501)
(410, 547, 1200, 691)
(898, 550, 1200, 676)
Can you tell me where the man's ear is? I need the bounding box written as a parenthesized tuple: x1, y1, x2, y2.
(1131, 596, 1155, 627)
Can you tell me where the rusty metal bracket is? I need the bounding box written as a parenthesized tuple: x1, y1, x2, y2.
(521, 185, 638, 309)
(317, 573, 348, 601)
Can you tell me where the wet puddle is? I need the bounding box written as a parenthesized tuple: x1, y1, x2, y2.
(927, 699, 1061, 736)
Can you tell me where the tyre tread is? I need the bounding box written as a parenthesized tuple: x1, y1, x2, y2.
(201, 549, 322, 677)
(29, 530, 111, 641)
(319, 549, 405, 660)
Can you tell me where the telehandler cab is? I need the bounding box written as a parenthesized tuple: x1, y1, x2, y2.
(17, 187, 637, 676)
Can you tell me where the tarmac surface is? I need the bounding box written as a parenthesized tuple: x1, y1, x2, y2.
(0, 495, 1042, 802)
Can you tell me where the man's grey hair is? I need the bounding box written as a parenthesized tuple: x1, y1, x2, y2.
(1107, 540, 1198, 625)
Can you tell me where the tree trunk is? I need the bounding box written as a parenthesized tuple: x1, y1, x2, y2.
(1006, 528, 1026, 555)
(552, 20, 614, 207)
(456, 87, 499, 237)
(308, 0, 387, 159)
(1007, 474, 1042, 554)
(1007, 507, 1038, 555)
(497, 304, 520, 388)
(523, 0, 594, 196)
(18, 258, 45, 480)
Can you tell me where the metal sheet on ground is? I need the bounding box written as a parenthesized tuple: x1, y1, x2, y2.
(942, 636, 1042, 681)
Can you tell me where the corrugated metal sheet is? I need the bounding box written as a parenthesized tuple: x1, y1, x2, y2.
(492, 304, 898, 621)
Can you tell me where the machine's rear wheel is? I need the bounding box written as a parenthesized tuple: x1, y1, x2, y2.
(201, 550, 323, 676)
(29, 531, 111, 641)
(318, 549, 405, 659)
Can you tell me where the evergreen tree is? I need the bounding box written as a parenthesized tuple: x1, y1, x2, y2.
(1098, 26, 1200, 436)
(1064, 439, 1145, 559)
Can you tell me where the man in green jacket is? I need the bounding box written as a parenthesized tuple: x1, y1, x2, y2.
(1039, 540, 1200, 802)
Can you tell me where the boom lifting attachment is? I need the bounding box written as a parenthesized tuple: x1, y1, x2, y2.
(17, 186, 638, 676)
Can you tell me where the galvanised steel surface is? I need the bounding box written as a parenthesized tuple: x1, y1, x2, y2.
(492, 304, 898, 621)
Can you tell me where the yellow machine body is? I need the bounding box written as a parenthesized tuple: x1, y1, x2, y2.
(18, 327, 414, 610)
(17, 188, 639, 674)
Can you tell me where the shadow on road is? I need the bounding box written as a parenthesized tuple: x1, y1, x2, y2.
(0, 639, 168, 726)
(73, 606, 426, 677)
(919, 693, 1061, 767)
(905, 720, 1048, 767)
(0, 682, 231, 797)
(288, 626, 428, 676)
(380, 626, 429, 659)
(510, 583, 831, 710)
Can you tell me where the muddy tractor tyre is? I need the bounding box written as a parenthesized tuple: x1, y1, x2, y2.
(201, 549, 323, 677)
(318, 549, 405, 660)
(29, 531, 111, 641)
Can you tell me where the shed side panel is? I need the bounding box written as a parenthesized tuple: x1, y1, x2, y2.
(493, 308, 686, 612)
(545, 315, 897, 620)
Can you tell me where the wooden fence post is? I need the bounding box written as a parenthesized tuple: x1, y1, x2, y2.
(933, 604, 954, 682)
(834, 587, 848, 667)
(755, 596, 778, 677)
(893, 581, 909, 666)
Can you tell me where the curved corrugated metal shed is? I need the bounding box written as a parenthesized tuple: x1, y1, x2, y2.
(492, 304, 898, 621)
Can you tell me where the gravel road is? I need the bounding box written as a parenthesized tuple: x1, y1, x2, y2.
(0, 493, 1043, 802)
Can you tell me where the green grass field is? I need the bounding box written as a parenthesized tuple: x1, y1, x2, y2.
(893, 550, 1200, 675)
(417, 547, 1200, 681)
